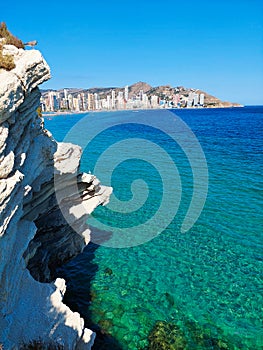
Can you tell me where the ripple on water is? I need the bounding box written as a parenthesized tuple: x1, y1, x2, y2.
(49, 107, 263, 349)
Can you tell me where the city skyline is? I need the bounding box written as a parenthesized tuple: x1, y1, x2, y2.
(41, 83, 238, 112)
(2, 0, 263, 105)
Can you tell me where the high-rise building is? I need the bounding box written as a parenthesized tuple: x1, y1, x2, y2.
(94, 93, 100, 110)
(117, 91, 124, 109)
(193, 93, 199, 106)
(142, 93, 149, 108)
(48, 91, 59, 111)
(80, 92, 87, 110)
(118, 91, 124, 99)
(173, 94, 180, 107)
(73, 97, 79, 111)
(124, 85, 129, 101)
(40, 96, 46, 112)
(88, 93, 95, 110)
(187, 91, 194, 107)
(151, 95, 159, 108)
(64, 89, 68, 100)
(60, 98, 69, 110)
(48, 91, 54, 111)
(111, 90, 116, 109)
(101, 98, 108, 109)
(107, 95, 111, 109)
(68, 94, 73, 110)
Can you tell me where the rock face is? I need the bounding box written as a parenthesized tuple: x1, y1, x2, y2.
(0, 45, 112, 348)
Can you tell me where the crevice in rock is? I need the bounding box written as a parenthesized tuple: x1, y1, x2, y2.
(22, 183, 87, 283)
(22, 168, 111, 284)
(24, 220, 86, 283)
(1, 44, 111, 349)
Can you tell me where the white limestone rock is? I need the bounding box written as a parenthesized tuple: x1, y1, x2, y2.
(0, 45, 50, 123)
(12, 49, 51, 93)
(2, 44, 24, 59)
(0, 151, 14, 179)
(0, 71, 24, 123)
(0, 121, 9, 155)
(0, 170, 24, 237)
(54, 142, 82, 175)
(0, 44, 112, 349)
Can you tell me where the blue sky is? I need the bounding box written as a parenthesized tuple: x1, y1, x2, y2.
(2, 0, 263, 104)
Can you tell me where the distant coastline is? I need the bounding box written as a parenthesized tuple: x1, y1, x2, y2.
(42, 105, 244, 118)
(41, 81, 242, 114)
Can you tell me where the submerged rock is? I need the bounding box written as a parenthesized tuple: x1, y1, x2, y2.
(104, 267, 113, 276)
(98, 318, 114, 334)
(148, 321, 187, 350)
(164, 292, 175, 306)
(185, 319, 234, 350)
(147, 319, 234, 350)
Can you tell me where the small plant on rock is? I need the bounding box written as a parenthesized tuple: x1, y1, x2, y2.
(0, 22, 26, 71)
(0, 22, 24, 49)
(0, 45, 15, 71)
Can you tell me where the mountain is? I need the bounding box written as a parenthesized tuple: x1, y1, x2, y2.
(129, 81, 152, 96)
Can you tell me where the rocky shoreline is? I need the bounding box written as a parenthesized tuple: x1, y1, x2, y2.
(0, 44, 112, 349)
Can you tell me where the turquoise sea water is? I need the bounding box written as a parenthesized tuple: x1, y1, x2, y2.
(45, 107, 263, 349)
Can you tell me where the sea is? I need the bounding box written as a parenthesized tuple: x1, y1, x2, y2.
(44, 106, 263, 350)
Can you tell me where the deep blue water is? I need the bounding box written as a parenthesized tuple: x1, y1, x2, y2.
(45, 107, 263, 349)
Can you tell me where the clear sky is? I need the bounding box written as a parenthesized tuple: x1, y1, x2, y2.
(2, 0, 263, 105)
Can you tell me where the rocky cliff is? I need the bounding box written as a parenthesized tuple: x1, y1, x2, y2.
(0, 44, 112, 349)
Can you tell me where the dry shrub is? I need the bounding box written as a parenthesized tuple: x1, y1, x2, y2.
(0, 22, 25, 71)
(0, 22, 24, 49)
(0, 46, 15, 71)
(0, 56, 15, 70)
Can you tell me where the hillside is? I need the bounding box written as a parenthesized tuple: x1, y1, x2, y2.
(41, 81, 242, 109)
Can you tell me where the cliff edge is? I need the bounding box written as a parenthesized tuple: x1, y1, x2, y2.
(0, 44, 112, 348)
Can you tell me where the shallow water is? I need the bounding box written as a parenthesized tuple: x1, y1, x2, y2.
(46, 106, 263, 349)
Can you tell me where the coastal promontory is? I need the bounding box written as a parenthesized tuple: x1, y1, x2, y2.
(0, 41, 111, 348)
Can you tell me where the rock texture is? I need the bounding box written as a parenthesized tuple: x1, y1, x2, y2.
(0, 45, 112, 349)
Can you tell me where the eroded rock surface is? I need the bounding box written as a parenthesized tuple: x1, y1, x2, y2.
(0, 45, 112, 349)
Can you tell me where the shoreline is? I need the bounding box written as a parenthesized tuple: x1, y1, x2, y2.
(42, 105, 245, 117)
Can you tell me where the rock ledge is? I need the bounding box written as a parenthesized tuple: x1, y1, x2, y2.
(0, 45, 112, 349)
